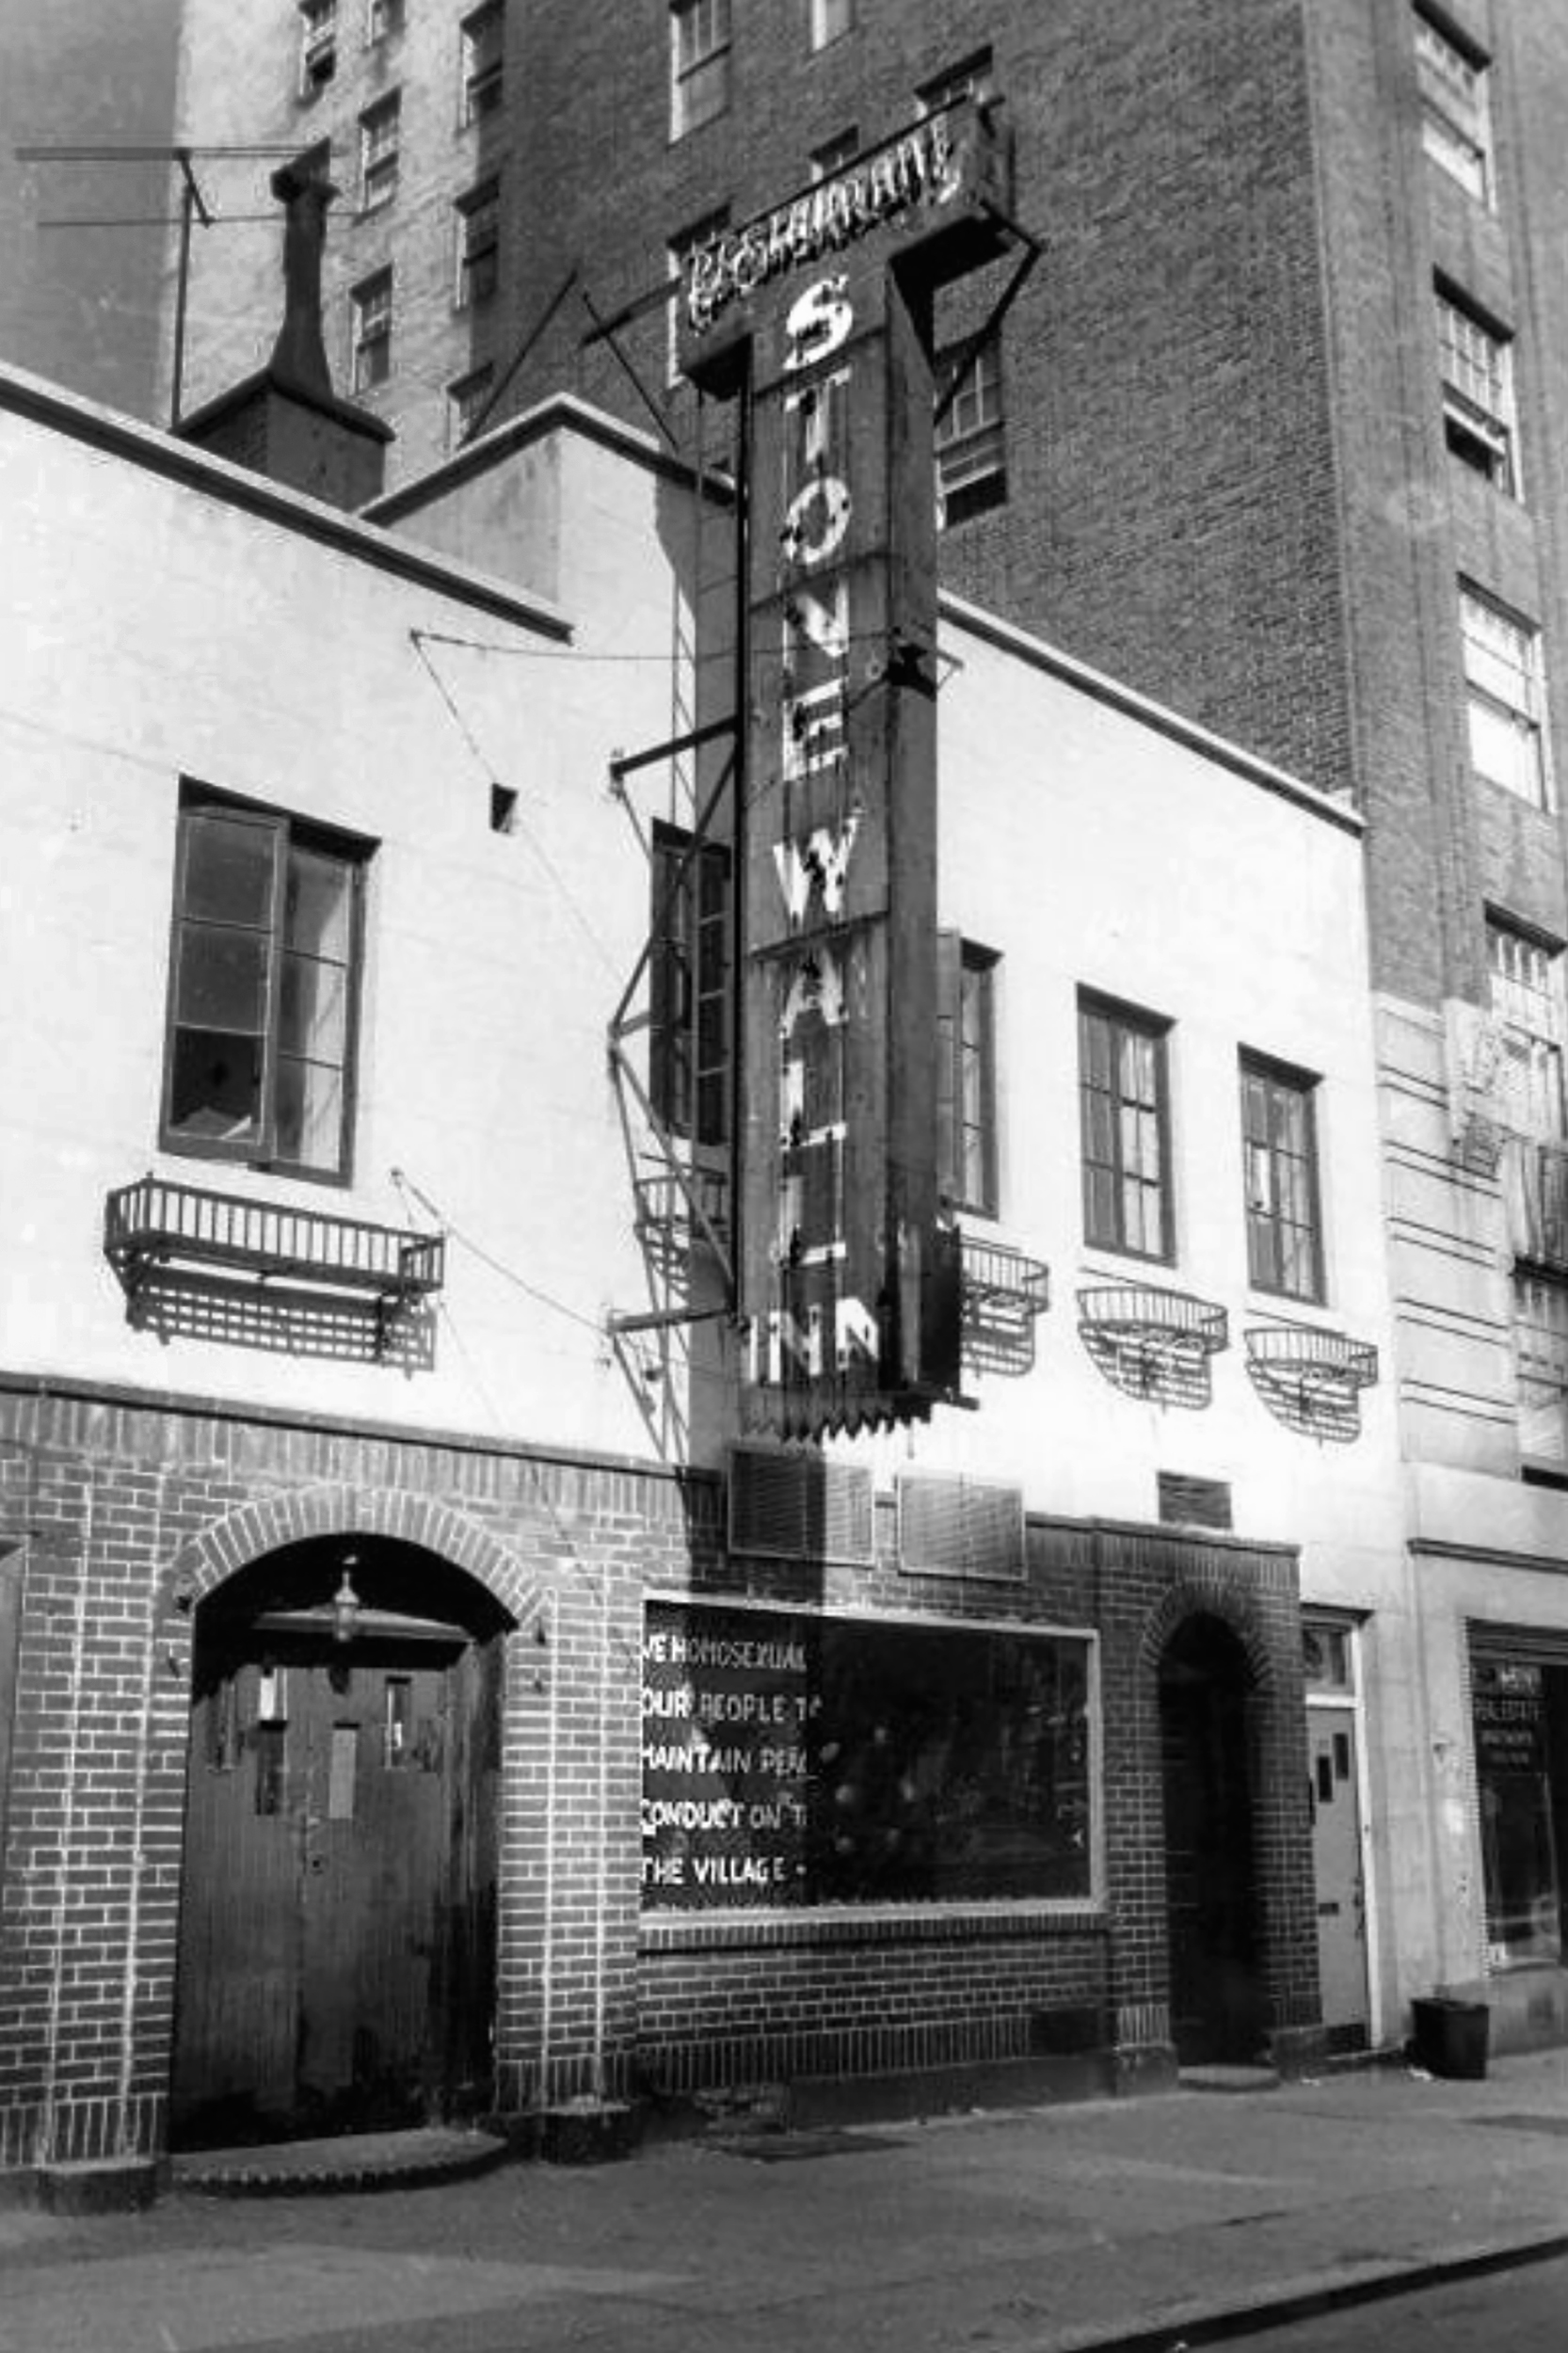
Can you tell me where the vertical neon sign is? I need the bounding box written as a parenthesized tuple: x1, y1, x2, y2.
(682, 105, 1011, 1436)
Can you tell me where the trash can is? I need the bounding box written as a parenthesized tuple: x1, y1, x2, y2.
(1410, 1994, 1490, 2080)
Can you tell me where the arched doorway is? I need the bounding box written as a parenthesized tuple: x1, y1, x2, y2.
(172, 1535, 509, 2150)
(1158, 1612, 1265, 2065)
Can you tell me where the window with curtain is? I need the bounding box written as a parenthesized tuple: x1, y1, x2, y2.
(162, 787, 369, 1180)
(1239, 1052, 1324, 1302)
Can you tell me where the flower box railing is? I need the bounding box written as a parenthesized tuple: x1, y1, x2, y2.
(104, 1174, 445, 1321)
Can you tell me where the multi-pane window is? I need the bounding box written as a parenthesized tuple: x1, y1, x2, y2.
(350, 270, 392, 390)
(1079, 994, 1173, 1260)
(1461, 586, 1550, 808)
(367, 0, 403, 41)
(1438, 288, 1517, 494)
(455, 179, 500, 307)
(1415, 9, 1492, 205)
(650, 823, 729, 1145)
(299, 0, 338, 93)
(447, 363, 494, 449)
(1488, 917, 1566, 1138)
(1513, 1270, 1568, 1464)
(810, 0, 856, 51)
(162, 787, 367, 1180)
(460, 2, 504, 124)
(671, 0, 731, 139)
(1240, 1053, 1324, 1303)
(937, 936, 999, 1216)
(936, 338, 1006, 527)
(359, 94, 401, 213)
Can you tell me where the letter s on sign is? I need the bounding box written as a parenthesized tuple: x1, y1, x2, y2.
(784, 275, 854, 372)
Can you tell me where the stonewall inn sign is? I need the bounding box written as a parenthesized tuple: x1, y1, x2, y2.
(679, 101, 1014, 1438)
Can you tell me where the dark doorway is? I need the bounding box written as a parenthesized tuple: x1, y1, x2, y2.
(172, 1539, 505, 2150)
(1159, 1612, 1265, 2065)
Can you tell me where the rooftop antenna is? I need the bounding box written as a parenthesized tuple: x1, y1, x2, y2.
(13, 142, 303, 427)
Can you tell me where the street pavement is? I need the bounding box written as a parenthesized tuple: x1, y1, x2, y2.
(3, 2050, 1567, 2353)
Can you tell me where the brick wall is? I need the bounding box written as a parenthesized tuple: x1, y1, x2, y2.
(0, 1374, 1317, 2187)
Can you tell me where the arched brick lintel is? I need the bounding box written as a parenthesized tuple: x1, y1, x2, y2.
(162, 1484, 541, 1631)
(1138, 1575, 1282, 1698)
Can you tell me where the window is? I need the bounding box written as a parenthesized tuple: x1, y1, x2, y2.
(643, 1600, 1094, 1911)
(299, 0, 337, 93)
(1488, 917, 1566, 1138)
(1438, 287, 1517, 494)
(916, 48, 994, 117)
(447, 362, 494, 449)
(936, 338, 1006, 526)
(460, 1, 504, 123)
(937, 934, 998, 1215)
(810, 125, 859, 180)
(350, 269, 392, 390)
(162, 787, 368, 1180)
(1461, 586, 1550, 807)
(810, 0, 855, 51)
(1514, 1271, 1568, 1465)
(359, 94, 401, 213)
(667, 204, 728, 382)
(455, 178, 500, 307)
(1415, 9, 1492, 204)
(1079, 994, 1172, 1259)
(1472, 1653, 1568, 1966)
(1240, 1053, 1324, 1302)
(671, 0, 731, 139)
(650, 822, 729, 1145)
(367, 0, 403, 40)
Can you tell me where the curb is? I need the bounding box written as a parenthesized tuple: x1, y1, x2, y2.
(1043, 2228, 1568, 2353)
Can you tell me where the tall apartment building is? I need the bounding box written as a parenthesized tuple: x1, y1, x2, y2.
(144, 0, 1568, 2069)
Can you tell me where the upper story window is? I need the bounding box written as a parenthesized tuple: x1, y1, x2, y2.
(810, 0, 856, 51)
(1437, 286, 1518, 494)
(1240, 1053, 1324, 1303)
(937, 936, 1000, 1217)
(916, 48, 994, 117)
(1461, 584, 1550, 808)
(350, 268, 393, 391)
(460, 1, 504, 124)
(1488, 915, 1566, 1138)
(810, 125, 860, 179)
(455, 178, 500, 307)
(1513, 1270, 1568, 1466)
(651, 822, 730, 1146)
(367, 0, 404, 40)
(447, 362, 495, 449)
(936, 337, 1007, 527)
(1415, 9, 1492, 205)
(1079, 992, 1173, 1261)
(162, 787, 369, 1182)
(299, 0, 338, 94)
(671, 0, 731, 140)
(359, 93, 401, 213)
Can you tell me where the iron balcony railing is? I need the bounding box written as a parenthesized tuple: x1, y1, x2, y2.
(104, 1174, 444, 1306)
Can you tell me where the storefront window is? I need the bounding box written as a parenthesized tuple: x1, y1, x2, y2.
(1473, 1657, 1566, 1966)
(641, 1601, 1095, 1911)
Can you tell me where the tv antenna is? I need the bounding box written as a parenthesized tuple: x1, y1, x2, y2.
(13, 142, 304, 426)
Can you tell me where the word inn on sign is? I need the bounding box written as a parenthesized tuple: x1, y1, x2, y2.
(680, 101, 1013, 1438)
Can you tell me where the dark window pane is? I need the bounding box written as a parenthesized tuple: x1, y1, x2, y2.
(183, 812, 275, 926)
(168, 1026, 264, 1140)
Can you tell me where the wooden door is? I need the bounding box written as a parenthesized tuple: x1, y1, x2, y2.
(1160, 1623, 1264, 2065)
(174, 1626, 499, 2148)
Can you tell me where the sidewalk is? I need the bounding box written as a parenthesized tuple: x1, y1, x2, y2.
(3, 2051, 1567, 2353)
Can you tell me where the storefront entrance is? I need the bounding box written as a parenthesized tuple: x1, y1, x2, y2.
(1159, 1613, 1265, 2064)
(173, 1542, 504, 2150)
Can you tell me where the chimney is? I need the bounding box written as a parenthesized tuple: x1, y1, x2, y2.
(175, 157, 392, 510)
